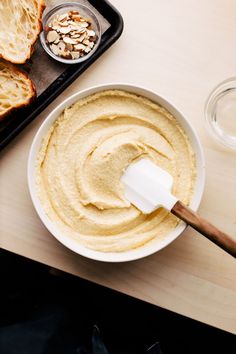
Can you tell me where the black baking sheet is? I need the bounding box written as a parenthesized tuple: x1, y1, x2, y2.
(0, 0, 123, 150)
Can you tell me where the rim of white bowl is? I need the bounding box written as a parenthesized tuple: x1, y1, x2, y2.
(28, 83, 205, 263)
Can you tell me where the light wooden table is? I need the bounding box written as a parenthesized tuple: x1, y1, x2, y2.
(1, 0, 236, 334)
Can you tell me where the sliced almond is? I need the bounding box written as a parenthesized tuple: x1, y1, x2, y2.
(47, 30, 59, 43)
(63, 36, 78, 45)
(61, 50, 72, 59)
(79, 22, 89, 28)
(69, 25, 81, 31)
(77, 33, 86, 42)
(72, 21, 81, 26)
(58, 13, 68, 22)
(74, 43, 86, 51)
(50, 43, 60, 56)
(89, 41, 95, 48)
(51, 21, 60, 29)
(53, 27, 61, 33)
(69, 22, 85, 30)
(54, 37, 60, 44)
(84, 46, 91, 53)
(57, 41, 66, 52)
(80, 17, 91, 23)
(87, 30, 96, 37)
(58, 21, 69, 27)
(59, 26, 72, 34)
(71, 34, 81, 38)
(77, 27, 86, 34)
(83, 39, 90, 46)
(72, 14, 81, 21)
(66, 43, 73, 51)
(71, 51, 80, 59)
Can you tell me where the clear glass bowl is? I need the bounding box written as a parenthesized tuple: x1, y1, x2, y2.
(40, 2, 101, 64)
(205, 78, 236, 150)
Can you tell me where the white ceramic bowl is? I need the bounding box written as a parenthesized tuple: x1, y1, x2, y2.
(28, 84, 205, 262)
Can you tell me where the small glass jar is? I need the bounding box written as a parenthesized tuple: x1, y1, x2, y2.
(40, 2, 101, 64)
(205, 78, 236, 150)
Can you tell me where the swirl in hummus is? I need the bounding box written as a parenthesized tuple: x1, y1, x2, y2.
(37, 90, 196, 252)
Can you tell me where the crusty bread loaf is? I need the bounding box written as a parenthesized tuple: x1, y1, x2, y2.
(0, 0, 45, 64)
(0, 61, 36, 121)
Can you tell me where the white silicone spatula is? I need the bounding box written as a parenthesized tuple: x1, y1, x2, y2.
(121, 159, 236, 258)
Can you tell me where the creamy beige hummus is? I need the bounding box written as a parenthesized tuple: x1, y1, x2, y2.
(37, 90, 196, 252)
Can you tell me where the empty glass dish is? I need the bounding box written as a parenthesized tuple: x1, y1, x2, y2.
(205, 78, 236, 150)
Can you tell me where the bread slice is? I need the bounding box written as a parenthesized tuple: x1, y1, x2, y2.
(0, 61, 36, 121)
(0, 0, 45, 64)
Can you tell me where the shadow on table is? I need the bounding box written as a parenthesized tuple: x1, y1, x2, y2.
(0, 249, 235, 354)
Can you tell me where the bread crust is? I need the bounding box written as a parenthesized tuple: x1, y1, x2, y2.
(0, 0, 46, 64)
(0, 61, 36, 121)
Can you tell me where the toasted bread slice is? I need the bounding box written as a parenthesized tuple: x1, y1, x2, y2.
(0, 0, 45, 64)
(0, 61, 36, 121)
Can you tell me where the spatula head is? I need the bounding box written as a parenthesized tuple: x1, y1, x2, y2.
(121, 159, 177, 213)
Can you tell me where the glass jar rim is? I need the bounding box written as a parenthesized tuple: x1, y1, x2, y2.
(205, 77, 236, 150)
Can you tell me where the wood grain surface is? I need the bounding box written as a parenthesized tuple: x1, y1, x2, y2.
(1, 0, 236, 334)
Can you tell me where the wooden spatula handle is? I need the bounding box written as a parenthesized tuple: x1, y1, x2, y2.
(172, 201, 236, 258)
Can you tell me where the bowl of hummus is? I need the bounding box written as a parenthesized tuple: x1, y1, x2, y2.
(28, 84, 205, 262)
